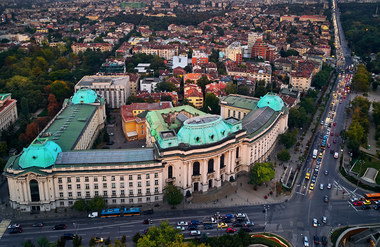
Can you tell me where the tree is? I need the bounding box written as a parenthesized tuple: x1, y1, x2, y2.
(24, 122, 39, 144)
(237, 85, 250, 96)
(133, 232, 142, 243)
(156, 81, 177, 92)
(137, 221, 186, 247)
(197, 75, 211, 99)
(47, 94, 60, 118)
(121, 235, 127, 245)
(73, 235, 82, 247)
(254, 80, 267, 98)
(203, 93, 220, 114)
(89, 237, 97, 247)
(279, 129, 298, 148)
(277, 149, 290, 161)
(22, 240, 35, 247)
(225, 82, 237, 95)
(0, 141, 8, 156)
(57, 237, 66, 247)
(20, 97, 30, 117)
(352, 64, 371, 92)
(249, 162, 275, 186)
(104, 237, 111, 246)
(49, 80, 72, 102)
(164, 184, 183, 207)
(37, 237, 49, 247)
(347, 121, 365, 144)
(88, 196, 106, 211)
(72, 199, 88, 212)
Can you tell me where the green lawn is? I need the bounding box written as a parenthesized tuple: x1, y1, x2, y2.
(351, 160, 380, 185)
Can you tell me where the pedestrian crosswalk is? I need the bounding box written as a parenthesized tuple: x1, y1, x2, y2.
(0, 219, 11, 239)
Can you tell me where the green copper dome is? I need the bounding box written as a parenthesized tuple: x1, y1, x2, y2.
(72, 88, 98, 104)
(177, 115, 233, 146)
(257, 94, 284, 111)
(19, 138, 62, 169)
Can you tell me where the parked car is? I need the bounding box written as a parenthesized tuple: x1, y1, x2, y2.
(8, 224, 20, 229)
(203, 224, 213, 230)
(320, 184, 324, 190)
(188, 224, 198, 231)
(190, 220, 200, 225)
(176, 226, 185, 231)
(143, 219, 152, 224)
(324, 170, 328, 175)
(324, 195, 329, 202)
(309, 183, 315, 190)
(322, 216, 327, 224)
(177, 221, 188, 226)
(218, 222, 228, 228)
(353, 201, 363, 206)
(314, 235, 320, 244)
(313, 218, 318, 227)
(189, 230, 201, 236)
(93, 237, 103, 243)
(363, 200, 371, 205)
(53, 224, 66, 230)
(327, 183, 332, 189)
(304, 236, 309, 247)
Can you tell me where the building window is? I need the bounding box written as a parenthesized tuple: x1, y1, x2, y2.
(86, 191, 90, 197)
(208, 159, 214, 173)
(129, 190, 133, 196)
(220, 154, 225, 168)
(129, 175, 133, 180)
(112, 183, 115, 189)
(67, 177, 71, 183)
(138, 182, 141, 187)
(154, 173, 158, 178)
(155, 180, 159, 185)
(103, 176, 107, 181)
(58, 178, 62, 184)
(138, 198, 142, 202)
(77, 192, 81, 197)
(76, 177, 80, 182)
(129, 199, 133, 203)
(85, 184, 89, 190)
(111, 176, 115, 181)
(147, 197, 151, 202)
(112, 191, 116, 196)
(168, 166, 173, 179)
(146, 188, 150, 194)
(60, 201, 64, 206)
(95, 191, 99, 196)
(129, 182, 133, 187)
(236, 147, 239, 158)
(146, 181, 150, 186)
(155, 196, 159, 201)
(94, 184, 98, 189)
(103, 183, 107, 189)
(112, 199, 116, 203)
(138, 189, 142, 195)
(85, 177, 89, 182)
(69, 201, 73, 205)
(137, 174, 141, 180)
(120, 183, 124, 188)
(59, 185, 63, 190)
(120, 176, 124, 181)
(68, 192, 72, 198)
(59, 192, 63, 198)
(155, 187, 159, 193)
(193, 162, 200, 175)
(121, 199, 125, 203)
(94, 176, 98, 182)
(146, 174, 150, 179)
(103, 191, 108, 197)
(68, 184, 72, 190)
(77, 184, 81, 189)
(121, 190, 125, 196)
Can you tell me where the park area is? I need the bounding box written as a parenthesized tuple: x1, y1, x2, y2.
(351, 159, 380, 185)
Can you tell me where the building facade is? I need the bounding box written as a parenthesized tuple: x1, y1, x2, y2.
(0, 93, 18, 132)
(75, 75, 130, 109)
(5, 93, 287, 212)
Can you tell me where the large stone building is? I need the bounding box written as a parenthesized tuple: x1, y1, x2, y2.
(4, 92, 287, 212)
(75, 75, 130, 109)
(0, 93, 18, 132)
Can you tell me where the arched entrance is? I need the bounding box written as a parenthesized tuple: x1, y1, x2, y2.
(30, 180, 40, 202)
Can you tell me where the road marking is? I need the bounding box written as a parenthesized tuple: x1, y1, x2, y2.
(0, 219, 11, 240)
(295, 192, 305, 196)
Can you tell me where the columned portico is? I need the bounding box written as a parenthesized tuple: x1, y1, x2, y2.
(215, 155, 221, 187)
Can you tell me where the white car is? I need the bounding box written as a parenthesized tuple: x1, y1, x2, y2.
(304, 236, 309, 247)
(320, 184, 324, 190)
(176, 226, 185, 231)
(177, 221, 188, 226)
(313, 218, 318, 227)
(189, 230, 201, 236)
(322, 216, 327, 224)
(327, 183, 332, 189)
(8, 223, 20, 229)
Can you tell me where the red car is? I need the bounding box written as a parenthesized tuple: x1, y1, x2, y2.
(335, 133, 339, 136)
(226, 227, 236, 233)
(353, 201, 363, 206)
(333, 122, 337, 126)
(330, 132, 334, 136)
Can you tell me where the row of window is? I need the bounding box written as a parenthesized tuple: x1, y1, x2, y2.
(59, 187, 160, 198)
(57, 173, 159, 184)
(58, 180, 159, 190)
(59, 196, 160, 206)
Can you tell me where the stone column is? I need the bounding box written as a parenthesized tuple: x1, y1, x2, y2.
(183, 161, 188, 189)
(201, 159, 208, 192)
(39, 180, 45, 202)
(18, 181, 24, 202)
(215, 155, 221, 188)
(188, 162, 192, 189)
(44, 181, 49, 202)
(231, 148, 236, 175)
(226, 150, 231, 176)
(23, 182, 29, 202)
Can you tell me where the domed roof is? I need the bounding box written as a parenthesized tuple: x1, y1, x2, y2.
(72, 88, 98, 104)
(177, 115, 232, 146)
(257, 94, 284, 111)
(19, 138, 62, 169)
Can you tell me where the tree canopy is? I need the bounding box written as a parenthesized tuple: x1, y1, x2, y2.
(164, 184, 183, 207)
(249, 162, 275, 186)
(137, 221, 185, 247)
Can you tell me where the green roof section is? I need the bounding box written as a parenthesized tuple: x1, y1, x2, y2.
(72, 88, 98, 105)
(146, 105, 206, 141)
(177, 115, 242, 146)
(19, 138, 62, 169)
(40, 101, 99, 151)
(257, 93, 284, 111)
(220, 94, 258, 110)
(0, 93, 10, 101)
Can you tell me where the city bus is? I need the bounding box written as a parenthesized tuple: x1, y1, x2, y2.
(364, 193, 380, 202)
(123, 207, 140, 216)
(101, 208, 121, 218)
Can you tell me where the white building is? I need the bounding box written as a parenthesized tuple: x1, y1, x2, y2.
(140, 78, 159, 93)
(0, 93, 18, 132)
(75, 75, 130, 109)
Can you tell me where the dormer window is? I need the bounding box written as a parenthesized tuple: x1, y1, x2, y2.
(195, 136, 200, 143)
(210, 134, 214, 140)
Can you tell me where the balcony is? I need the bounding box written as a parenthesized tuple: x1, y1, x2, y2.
(192, 174, 201, 182)
(207, 171, 215, 180)
(165, 177, 176, 183)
